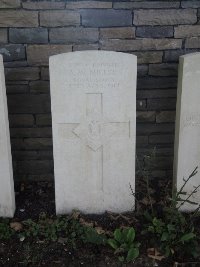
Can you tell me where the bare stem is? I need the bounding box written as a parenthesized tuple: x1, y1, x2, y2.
(177, 167, 198, 199)
(136, 155, 154, 215)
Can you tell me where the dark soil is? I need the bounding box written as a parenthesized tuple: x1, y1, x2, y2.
(0, 182, 199, 267)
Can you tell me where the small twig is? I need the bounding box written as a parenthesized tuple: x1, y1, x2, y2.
(129, 183, 139, 208)
(178, 183, 200, 210)
(190, 204, 200, 219)
(136, 155, 154, 215)
(177, 167, 198, 199)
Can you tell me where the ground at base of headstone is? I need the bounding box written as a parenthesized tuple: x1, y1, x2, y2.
(0, 182, 199, 267)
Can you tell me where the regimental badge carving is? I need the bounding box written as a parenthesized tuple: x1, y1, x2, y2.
(60, 93, 131, 152)
(73, 117, 103, 151)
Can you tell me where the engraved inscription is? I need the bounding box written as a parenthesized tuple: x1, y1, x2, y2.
(182, 113, 200, 129)
(66, 62, 122, 90)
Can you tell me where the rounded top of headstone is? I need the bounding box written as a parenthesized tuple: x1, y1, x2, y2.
(179, 52, 200, 71)
(180, 52, 200, 62)
(49, 50, 137, 66)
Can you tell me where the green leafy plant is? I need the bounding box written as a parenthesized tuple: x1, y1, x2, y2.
(145, 216, 198, 258)
(63, 217, 86, 249)
(143, 167, 200, 260)
(0, 219, 13, 239)
(82, 226, 107, 245)
(21, 219, 40, 238)
(108, 227, 140, 263)
(43, 217, 72, 241)
(21, 216, 83, 244)
(20, 214, 107, 249)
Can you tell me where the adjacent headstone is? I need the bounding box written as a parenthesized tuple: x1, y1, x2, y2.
(174, 52, 200, 211)
(50, 51, 136, 214)
(0, 54, 15, 217)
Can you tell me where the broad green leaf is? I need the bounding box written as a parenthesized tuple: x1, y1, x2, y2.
(143, 210, 152, 221)
(114, 229, 122, 243)
(118, 256, 125, 262)
(161, 232, 169, 241)
(107, 239, 118, 249)
(134, 242, 141, 248)
(83, 227, 107, 245)
(115, 247, 124, 255)
(127, 228, 135, 243)
(122, 228, 129, 242)
(147, 226, 154, 233)
(152, 217, 164, 228)
(126, 248, 139, 263)
(121, 243, 128, 250)
(167, 224, 175, 232)
(180, 233, 196, 242)
(191, 248, 200, 259)
(152, 217, 158, 226)
(164, 246, 171, 257)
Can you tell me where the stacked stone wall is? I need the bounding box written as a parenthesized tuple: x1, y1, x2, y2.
(0, 0, 199, 182)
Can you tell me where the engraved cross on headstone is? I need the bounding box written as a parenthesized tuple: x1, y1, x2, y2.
(61, 93, 130, 191)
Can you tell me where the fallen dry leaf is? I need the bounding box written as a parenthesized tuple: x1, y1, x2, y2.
(141, 197, 156, 206)
(79, 218, 94, 227)
(10, 222, 23, 231)
(95, 226, 106, 235)
(71, 210, 80, 220)
(147, 247, 165, 261)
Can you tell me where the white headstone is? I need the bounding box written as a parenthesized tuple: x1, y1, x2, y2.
(50, 51, 136, 214)
(0, 55, 15, 217)
(174, 52, 200, 211)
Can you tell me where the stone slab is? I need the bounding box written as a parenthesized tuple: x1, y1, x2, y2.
(174, 53, 200, 211)
(49, 51, 136, 214)
(0, 55, 15, 217)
